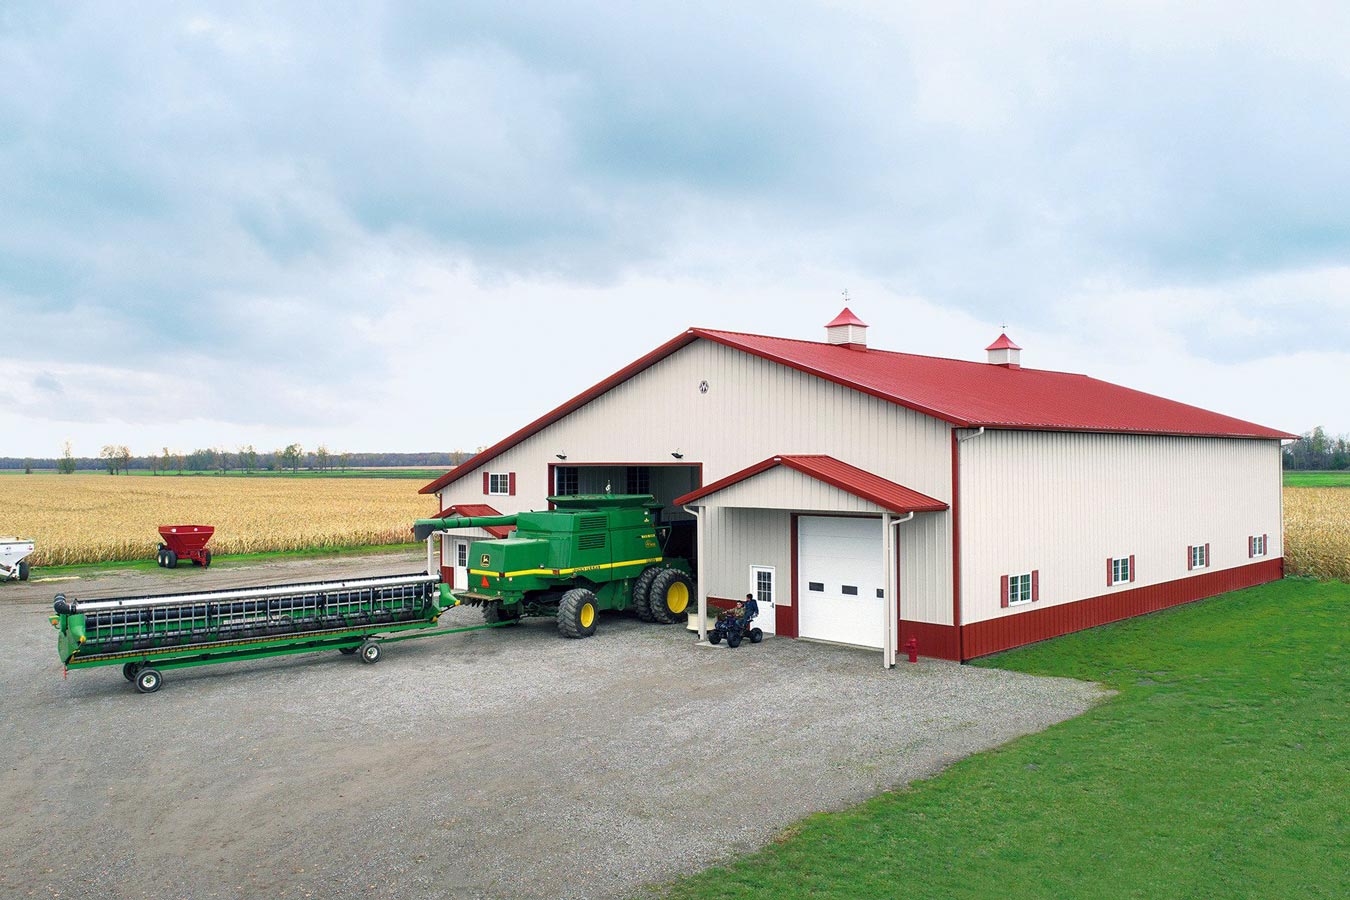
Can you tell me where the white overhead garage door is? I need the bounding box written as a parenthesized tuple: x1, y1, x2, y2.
(797, 516, 884, 649)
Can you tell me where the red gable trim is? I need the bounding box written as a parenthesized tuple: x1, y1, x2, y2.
(674, 454, 948, 515)
(419, 330, 702, 494)
(434, 503, 515, 539)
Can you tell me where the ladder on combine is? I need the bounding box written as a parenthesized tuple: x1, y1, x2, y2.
(51, 572, 505, 693)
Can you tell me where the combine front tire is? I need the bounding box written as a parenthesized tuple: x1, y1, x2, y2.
(648, 569, 694, 625)
(135, 668, 163, 693)
(631, 567, 662, 622)
(359, 641, 381, 664)
(557, 588, 599, 639)
(17, 560, 29, 581)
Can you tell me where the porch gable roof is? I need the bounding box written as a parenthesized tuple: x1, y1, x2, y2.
(674, 455, 948, 515)
(434, 503, 516, 538)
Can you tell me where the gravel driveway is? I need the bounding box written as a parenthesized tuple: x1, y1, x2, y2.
(1, 552, 1104, 900)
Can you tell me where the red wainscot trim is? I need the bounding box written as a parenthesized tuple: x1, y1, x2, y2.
(780, 515, 801, 638)
(960, 558, 1284, 660)
(704, 596, 739, 613)
(439, 565, 455, 585)
(898, 620, 961, 661)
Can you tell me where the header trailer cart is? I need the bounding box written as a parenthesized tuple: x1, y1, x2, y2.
(157, 525, 214, 568)
(51, 569, 511, 693)
(1, 538, 35, 582)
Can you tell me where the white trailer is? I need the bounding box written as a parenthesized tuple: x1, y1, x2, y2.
(0, 538, 35, 582)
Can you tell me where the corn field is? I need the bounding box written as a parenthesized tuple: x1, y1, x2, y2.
(2, 474, 431, 567)
(1283, 487, 1350, 580)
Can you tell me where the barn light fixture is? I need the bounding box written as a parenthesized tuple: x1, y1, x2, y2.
(671, 450, 684, 459)
(555, 452, 567, 460)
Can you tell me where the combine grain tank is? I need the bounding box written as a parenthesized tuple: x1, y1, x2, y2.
(414, 494, 696, 638)
(1, 538, 35, 582)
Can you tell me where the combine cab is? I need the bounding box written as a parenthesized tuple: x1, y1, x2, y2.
(415, 494, 695, 637)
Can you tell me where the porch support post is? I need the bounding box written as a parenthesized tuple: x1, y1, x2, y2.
(696, 506, 708, 642)
(882, 512, 894, 668)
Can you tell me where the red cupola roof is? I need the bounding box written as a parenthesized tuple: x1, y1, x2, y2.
(986, 333, 1022, 351)
(825, 307, 868, 328)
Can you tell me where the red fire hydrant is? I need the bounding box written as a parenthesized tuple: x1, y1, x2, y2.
(904, 637, 919, 663)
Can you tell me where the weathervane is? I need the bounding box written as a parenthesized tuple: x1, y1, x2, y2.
(842, 288, 850, 303)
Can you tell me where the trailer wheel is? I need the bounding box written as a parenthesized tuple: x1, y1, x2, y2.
(163, 549, 178, 569)
(648, 569, 694, 624)
(17, 560, 29, 581)
(557, 588, 599, 639)
(339, 647, 357, 655)
(359, 641, 381, 664)
(630, 566, 662, 622)
(748, 627, 763, 644)
(203, 550, 212, 568)
(122, 662, 140, 681)
(135, 668, 163, 693)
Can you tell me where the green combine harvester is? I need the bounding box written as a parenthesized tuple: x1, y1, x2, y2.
(51, 494, 696, 693)
(414, 494, 695, 637)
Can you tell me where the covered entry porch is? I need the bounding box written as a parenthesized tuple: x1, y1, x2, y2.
(675, 455, 949, 667)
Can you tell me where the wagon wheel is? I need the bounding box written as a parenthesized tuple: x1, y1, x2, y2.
(163, 549, 178, 569)
(17, 560, 29, 581)
(135, 668, 163, 693)
(203, 549, 212, 568)
(122, 662, 141, 681)
(359, 641, 381, 664)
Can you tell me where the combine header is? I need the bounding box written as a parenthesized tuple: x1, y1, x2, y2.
(51, 572, 507, 692)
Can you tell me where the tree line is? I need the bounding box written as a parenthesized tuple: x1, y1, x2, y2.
(1282, 427, 1350, 470)
(1, 447, 470, 474)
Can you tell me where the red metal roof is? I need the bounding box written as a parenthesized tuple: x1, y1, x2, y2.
(985, 332, 1022, 351)
(675, 455, 948, 514)
(434, 503, 515, 538)
(825, 307, 868, 328)
(421, 326, 1293, 495)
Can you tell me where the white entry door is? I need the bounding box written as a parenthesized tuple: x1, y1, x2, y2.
(749, 565, 776, 635)
(797, 516, 884, 648)
(452, 539, 470, 591)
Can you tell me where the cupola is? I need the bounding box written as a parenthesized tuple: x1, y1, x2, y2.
(825, 307, 868, 349)
(986, 332, 1022, 368)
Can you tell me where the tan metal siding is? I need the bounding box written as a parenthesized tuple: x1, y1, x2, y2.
(959, 431, 1283, 625)
(701, 508, 790, 603)
(696, 466, 887, 513)
(439, 339, 956, 622)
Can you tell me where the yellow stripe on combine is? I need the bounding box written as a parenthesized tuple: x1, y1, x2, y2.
(469, 557, 665, 579)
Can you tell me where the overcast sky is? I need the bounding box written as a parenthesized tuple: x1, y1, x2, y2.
(2, 1, 1347, 458)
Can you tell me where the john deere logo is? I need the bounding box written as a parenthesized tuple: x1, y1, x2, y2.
(480, 553, 491, 567)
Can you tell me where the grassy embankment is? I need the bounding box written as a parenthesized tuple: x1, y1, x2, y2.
(660, 578, 1347, 899)
(1284, 470, 1350, 488)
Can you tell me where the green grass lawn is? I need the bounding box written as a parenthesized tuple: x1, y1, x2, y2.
(660, 578, 1347, 899)
(1284, 470, 1350, 487)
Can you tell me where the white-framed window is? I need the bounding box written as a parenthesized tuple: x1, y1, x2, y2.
(455, 541, 468, 568)
(750, 565, 775, 606)
(1111, 556, 1132, 585)
(1251, 535, 1267, 557)
(1190, 544, 1208, 569)
(1008, 573, 1033, 606)
(488, 473, 511, 495)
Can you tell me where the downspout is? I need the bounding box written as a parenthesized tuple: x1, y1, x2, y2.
(883, 511, 915, 668)
(683, 505, 707, 642)
(952, 426, 987, 662)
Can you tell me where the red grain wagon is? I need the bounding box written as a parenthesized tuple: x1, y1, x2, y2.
(156, 525, 214, 568)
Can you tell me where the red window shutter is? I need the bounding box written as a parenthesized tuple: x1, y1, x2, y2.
(1263, 533, 1268, 555)
(1128, 554, 1135, 583)
(1248, 536, 1254, 558)
(1031, 570, 1040, 602)
(1204, 543, 1210, 566)
(1107, 557, 1114, 587)
(508, 472, 516, 496)
(1000, 574, 1009, 608)
(1187, 546, 1193, 571)
(482, 472, 490, 495)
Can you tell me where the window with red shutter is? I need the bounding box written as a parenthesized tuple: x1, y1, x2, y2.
(1000, 574, 1009, 608)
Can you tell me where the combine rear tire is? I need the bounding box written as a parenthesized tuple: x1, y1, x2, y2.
(164, 549, 178, 569)
(135, 668, 162, 693)
(557, 588, 599, 639)
(359, 641, 381, 664)
(122, 662, 140, 681)
(648, 569, 694, 625)
(630, 567, 662, 622)
(17, 560, 29, 581)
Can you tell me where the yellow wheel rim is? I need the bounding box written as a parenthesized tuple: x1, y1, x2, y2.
(580, 602, 595, 628)
(667, 582, 690, 615)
